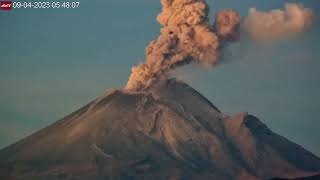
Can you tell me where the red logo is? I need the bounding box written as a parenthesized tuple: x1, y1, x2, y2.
(1, 1, 12, 10)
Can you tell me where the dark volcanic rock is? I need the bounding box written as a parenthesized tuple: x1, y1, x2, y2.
(0, 79, 320, 180)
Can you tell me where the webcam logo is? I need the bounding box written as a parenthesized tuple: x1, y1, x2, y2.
(1, 1, 12, 10)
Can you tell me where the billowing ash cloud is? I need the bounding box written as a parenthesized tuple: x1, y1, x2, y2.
(126, 0, 240, 90)
(215, 9, 241, 41)
(244, 3, 313, 41)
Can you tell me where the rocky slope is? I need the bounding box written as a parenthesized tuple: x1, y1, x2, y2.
(0, 79, 319, 180)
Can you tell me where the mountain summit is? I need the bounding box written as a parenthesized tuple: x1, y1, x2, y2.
(1, 79, 320, 180)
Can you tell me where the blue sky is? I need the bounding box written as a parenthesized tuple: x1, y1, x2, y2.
(0, 0, 319, 156)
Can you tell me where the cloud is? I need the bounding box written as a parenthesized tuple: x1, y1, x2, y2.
(243, 3, 313, 41)
(125, 0, 240, 90)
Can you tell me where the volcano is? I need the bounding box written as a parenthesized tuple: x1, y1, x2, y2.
(0, 79, 320, 180)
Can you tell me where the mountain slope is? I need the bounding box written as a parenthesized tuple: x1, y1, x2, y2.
(0, 79, 320, 180)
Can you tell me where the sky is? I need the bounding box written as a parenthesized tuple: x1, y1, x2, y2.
(0, 0, 319, 156)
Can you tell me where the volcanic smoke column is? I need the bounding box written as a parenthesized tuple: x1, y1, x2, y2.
(126, 0, 240, 90)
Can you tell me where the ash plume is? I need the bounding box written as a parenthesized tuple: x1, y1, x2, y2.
(215, 9, 241, 41)
(244, 3, 314, 41)
(126, 0, 240, 90)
